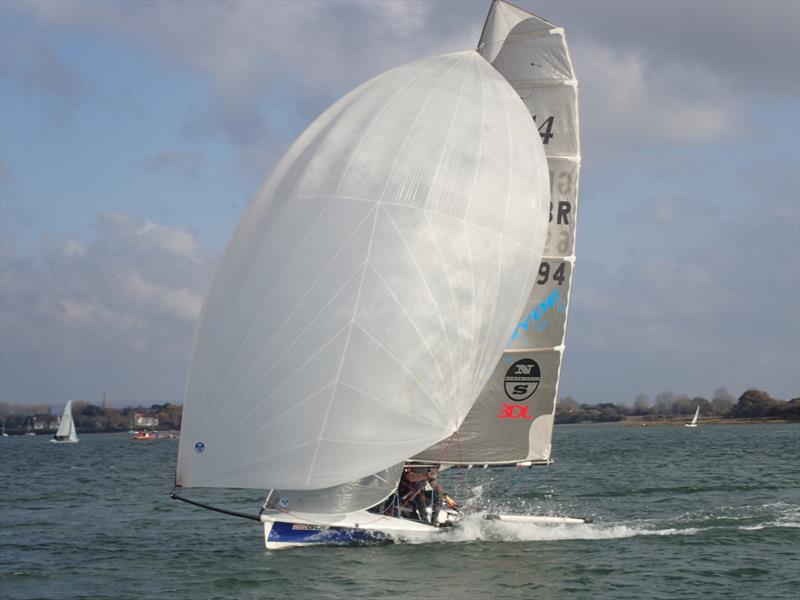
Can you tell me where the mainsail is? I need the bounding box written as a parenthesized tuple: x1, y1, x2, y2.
(55, 400, 78, 442)
(175, 50, 552, 505)
(415, 0, 580, 466)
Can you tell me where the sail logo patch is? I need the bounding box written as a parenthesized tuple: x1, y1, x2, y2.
(503, 358, 540, 401)
(194, 442, 205, 454)
(497, 404, 534, 419)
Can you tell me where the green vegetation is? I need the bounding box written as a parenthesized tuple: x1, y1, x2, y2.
(555, 388, 800, 424)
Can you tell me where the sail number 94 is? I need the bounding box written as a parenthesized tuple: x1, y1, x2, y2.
(538, 261, 566, 286)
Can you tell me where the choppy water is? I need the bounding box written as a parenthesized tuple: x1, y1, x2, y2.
(1, 423, 798, 599)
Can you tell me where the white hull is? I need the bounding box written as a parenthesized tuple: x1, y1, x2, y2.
(684, 424, 698, 428)
(50, 438, 79, 443)
(260, 509, 587, 549)
(261, 509, 446, 550)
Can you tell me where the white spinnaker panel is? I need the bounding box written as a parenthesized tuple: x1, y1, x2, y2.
(176, 50, 550, 491)
(56, 401, 73, 438)
(266, 463, 405, 514)
(415, 1, 580, 466)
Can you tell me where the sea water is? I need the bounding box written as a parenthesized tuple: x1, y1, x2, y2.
(1, 423, 798, 599)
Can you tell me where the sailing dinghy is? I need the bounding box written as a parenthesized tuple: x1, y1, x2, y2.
(51, 400, 78, 443)
(174, 0, 585, 549)
(685, 406, 700, 428)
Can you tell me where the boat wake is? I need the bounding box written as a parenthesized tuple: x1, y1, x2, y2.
(388, 502, 800, 546)
(389, 513, 700, 546)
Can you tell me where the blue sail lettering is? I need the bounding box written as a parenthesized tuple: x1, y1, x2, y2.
(510, 288, 562, 341)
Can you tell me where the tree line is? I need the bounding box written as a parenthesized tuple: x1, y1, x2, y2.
(2, 388, 798, 433)
(555, 388, 800, 424)
(0, 402, 182, 433)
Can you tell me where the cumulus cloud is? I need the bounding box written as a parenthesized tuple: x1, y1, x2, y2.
(17, 0, 480, 177)
(576, 42, 743, 150)
(0, 213, 217, 405)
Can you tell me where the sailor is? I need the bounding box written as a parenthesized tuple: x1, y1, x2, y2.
(398, 466, 457, 523)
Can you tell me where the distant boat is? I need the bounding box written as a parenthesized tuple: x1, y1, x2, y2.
(25, 416, 36, 436)
(132, 430, 157, 441)
(684, 406, 700, 428)
(51, 401, 79, 443)
(1, 419, 8, 437)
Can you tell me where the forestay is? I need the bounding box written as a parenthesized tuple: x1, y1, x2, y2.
(415, 0, 580, 466)
(176, 50, 551, 493)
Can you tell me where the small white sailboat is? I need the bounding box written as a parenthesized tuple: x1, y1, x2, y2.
(174, 0, 585, 549)
(1, 419, 8, 437)
(51, 400, 79, 443)
(684, 406, 700, 428)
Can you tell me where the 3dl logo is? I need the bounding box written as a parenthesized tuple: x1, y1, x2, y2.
(498, 358, 540, 420)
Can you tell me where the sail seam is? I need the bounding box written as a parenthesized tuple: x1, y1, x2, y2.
(334, 54, 447, 197)
(469, 72, 516, 393)
(364, 262, 450, 409)
(305, 208, 380, 488)
(461, 58, 487, 417)
(337, 382, 441, 427)
(188, 86, 367, 436)
(193, 196, 339, 434)
(423, 52, 472, 213)
(320, 436, 441, 446)
(294, 195, 537, 253)
(223, 440, 318, 480)
(505, 79, 576, 87)
(213, 207, 378, 429)
(414, 51, 472, 415)
(422, 211, 467, 416)
(376, 55, 464, 203)
(219, 383, 337, 458)
(382, 207, 456, 408)
(213, 321, 353, 461)
(221, 265, 363, 432)
(349, 320, 444, 419)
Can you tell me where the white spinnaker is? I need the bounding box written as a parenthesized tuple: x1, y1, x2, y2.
(56, 401, 76, 441)
(176, 50, 550, 491)
(415, 0, 580, 466)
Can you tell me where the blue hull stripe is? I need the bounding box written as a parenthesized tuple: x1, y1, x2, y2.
(268, 521, 391, 545)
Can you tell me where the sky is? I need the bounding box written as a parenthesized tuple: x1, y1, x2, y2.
(1, 0, 798, 409)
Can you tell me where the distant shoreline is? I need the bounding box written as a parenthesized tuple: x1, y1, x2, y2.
(557, 417, 798, 426)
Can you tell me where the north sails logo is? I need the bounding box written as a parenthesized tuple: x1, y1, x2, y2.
(503, 358, 540, 402)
